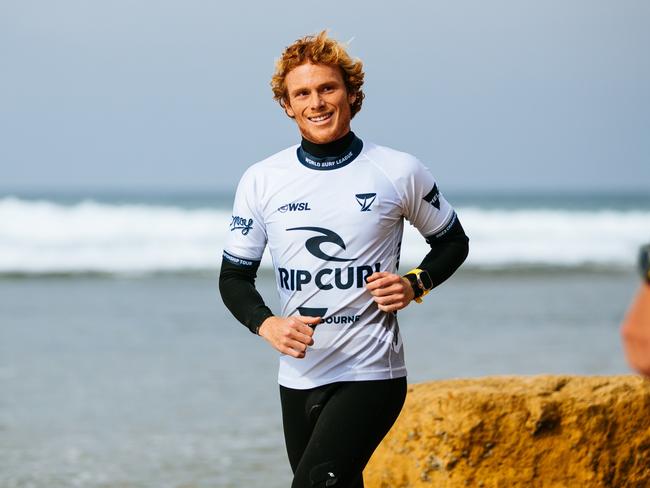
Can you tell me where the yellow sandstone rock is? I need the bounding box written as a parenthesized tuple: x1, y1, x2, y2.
(365, 376, 650, 488)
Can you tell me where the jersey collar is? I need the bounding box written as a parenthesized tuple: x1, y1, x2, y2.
(296, 135, 363, 171)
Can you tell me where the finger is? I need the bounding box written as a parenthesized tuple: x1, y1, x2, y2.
(377, 301, 407, 313)
(298, 325, 316, 342)
(282, 338, 309, 356)
(294, 315, 321, 327)
(292, 318, 319, 336)
(365, 275, 392, 291)
(370, 282, 405, 297)
(366, 273, 402, 291)
(283, 345, 306, 359)
(365, 271, 389, 284)
(289, 328, 315, 345)
(373, 293, 405, 306)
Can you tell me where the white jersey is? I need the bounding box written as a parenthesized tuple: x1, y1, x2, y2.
(224, 136, 456, 389)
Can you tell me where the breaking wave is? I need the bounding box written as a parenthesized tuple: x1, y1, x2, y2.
(1, 198, 648, 274)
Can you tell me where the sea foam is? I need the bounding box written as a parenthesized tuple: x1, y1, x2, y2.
(1, 197, 648, 274)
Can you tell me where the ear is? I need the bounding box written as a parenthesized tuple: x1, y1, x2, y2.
(348, 92, 357, 105)
(284, 99, 296, 118)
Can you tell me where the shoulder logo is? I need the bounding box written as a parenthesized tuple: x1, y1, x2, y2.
(422, 184, 440, 209)
(355, 193, 376, 212)
(230, 215, 253, 235)
(286, 226, 357, 262)
(278, 202, 312, 213)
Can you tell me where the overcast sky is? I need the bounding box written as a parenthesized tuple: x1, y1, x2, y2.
(1, 0, 648, 193)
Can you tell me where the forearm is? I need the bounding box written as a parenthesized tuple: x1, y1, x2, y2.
(416, 214, 469, 289)
(218, 258, 274, 334)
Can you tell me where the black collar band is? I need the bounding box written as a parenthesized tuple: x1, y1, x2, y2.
(297, 133, 363, 171)
(301, 131, 356, 158)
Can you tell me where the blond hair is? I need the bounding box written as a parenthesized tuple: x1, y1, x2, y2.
(271, 31, 365, 118)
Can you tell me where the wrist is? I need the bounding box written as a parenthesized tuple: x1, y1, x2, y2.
(403, 274, 423, 301)
(256, 315, 276, 336)
(401, 276, 416, 302)
(404, 268, 433, 304)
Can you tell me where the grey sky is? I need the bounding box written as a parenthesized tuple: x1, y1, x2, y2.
(1, 0, 648, 192)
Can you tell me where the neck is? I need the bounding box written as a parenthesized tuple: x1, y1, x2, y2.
(301, 131, 355, 158)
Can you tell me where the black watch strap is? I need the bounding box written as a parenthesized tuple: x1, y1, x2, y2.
(404, 273, 424, 299)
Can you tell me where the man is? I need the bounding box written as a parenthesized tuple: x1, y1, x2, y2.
(219, 31, 469, 488)
(621, 243, 650, 378)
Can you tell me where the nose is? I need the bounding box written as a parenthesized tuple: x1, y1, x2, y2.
(309, 91, 325, 110)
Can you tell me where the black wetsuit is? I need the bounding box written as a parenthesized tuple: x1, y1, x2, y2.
(280, 377, 406, 488)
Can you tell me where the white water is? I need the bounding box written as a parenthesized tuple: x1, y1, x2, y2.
(0, 198, 648, 273)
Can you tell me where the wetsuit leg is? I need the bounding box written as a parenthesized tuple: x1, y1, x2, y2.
(280, 377, 407, 488)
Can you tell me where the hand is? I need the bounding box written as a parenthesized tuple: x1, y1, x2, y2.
(258, 315, 318, 359)
(621, 285, 650, 377)
(365, 271, 416, 313)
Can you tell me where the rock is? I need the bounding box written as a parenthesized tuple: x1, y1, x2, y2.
(364, 376, 650, 488)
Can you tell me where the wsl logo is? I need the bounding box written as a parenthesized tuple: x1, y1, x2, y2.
(278, 202, 312, 213)
(279, 226, 381, 291)
(355, 193, 376, 212)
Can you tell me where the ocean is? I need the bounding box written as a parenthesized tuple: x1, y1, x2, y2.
(1, 190, 648, 487)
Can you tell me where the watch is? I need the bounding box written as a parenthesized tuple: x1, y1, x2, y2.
(640, 243, 650, 285)
(404, 268, 433, 303)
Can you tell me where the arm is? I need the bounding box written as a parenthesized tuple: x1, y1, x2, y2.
(621, 244, 650, 377)
(418, 215, 469, 288)
(218, 257, 273, 335)
(366, 215, 469, 311)
(621, 284, 650, 377)
(221, 165, 316, 357)
(219, 258, 317, 357)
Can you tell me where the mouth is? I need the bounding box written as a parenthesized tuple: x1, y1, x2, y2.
(307, 112, 333, 124)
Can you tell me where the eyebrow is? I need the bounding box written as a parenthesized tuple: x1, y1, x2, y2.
(290, 81, 340, 97)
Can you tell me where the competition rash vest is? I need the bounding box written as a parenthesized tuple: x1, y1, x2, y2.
(224, 135, 457, 389)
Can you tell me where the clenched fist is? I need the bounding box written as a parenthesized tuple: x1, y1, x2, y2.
(365, 271, 416, 313)
(258, 315, 319, 359)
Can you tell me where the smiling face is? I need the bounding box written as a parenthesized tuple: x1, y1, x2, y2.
(283, 62, 357, 144)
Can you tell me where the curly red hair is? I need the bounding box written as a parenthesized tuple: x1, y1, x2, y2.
(271, 31, 365, 118)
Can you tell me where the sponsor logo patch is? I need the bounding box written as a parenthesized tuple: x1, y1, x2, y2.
(279, 263, 380, 291)
(423, 183, 441, 209)
(278, 202, 312, 213)
(230, 215, 253, 235)
(355, 193, 376, 212)
(297, 307, 361, 326)
(286, 226, 356, 262)
(297, 306, 328, 318)
(281, 226, 381, 291)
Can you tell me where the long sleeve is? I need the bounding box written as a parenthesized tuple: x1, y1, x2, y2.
(219, 257, 273, 334)
(417, 214, 469, 289)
